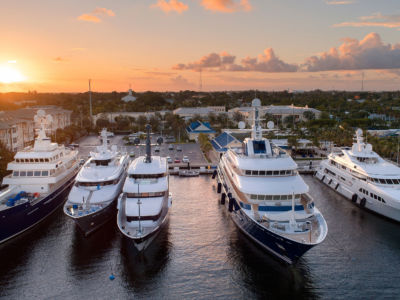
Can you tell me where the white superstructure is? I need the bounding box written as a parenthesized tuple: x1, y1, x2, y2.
(315, 128, 400, 221)
(64, 129, 129, 231)
(117, 125, 171, 251)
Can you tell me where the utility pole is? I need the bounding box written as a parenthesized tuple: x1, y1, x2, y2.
(89, 79, 93, 127)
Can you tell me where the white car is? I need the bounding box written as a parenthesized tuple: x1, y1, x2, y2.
(166, 156, 172, 163)
(155, 146, 160, 152)
(182, 156, 189, 163)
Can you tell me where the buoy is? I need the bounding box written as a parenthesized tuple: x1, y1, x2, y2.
(351, 194, 357, 203)
(221, 193, 226, 205)
(360, 198, 366, 208)
(217, 182, 222, 193)
(212, 170, 217, 179)
(109, 274, 115, 280)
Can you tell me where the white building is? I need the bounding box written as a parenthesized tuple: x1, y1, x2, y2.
(173, 106, 226, 121)
(92, 111, 170, 125)
(121, 89, 137, 102)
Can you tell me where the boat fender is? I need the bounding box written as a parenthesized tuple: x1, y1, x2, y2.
(335, 183, 340, 190)
(217, 182, 222, 193)
(351, 194, 357, 203)
(228, 197, 233, 212)
(221, 193, 226, 205)
(360, 198, 366, 208)
(233, 198, 240, 211)
(212, 170, 217, 179)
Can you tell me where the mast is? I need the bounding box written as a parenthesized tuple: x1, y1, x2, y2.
(251, 98, 262, 140)
(145, 124, 152, 163)
(137, 183, 142, 235)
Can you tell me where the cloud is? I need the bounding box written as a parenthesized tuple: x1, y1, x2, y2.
(53, 57, 68, 62)
(173, 49, 297, 72)
(77, 7, 115, 23)
(333, 13, 400, 29)
(302, 32, 400, 71)
(201, 0, 252, 13)
(326, 1, 354, 5)
(151, 0, 189, 13)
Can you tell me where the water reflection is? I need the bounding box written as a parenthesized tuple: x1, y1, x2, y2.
(120, 222, 171, 292)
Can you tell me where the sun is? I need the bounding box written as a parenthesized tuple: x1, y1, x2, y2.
(0, 65, 26, 84)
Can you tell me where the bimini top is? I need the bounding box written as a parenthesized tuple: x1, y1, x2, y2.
(128, 156, 167, 175)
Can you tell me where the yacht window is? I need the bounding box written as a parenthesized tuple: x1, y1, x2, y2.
(374, 194, 377, 199)
(382, 198, 386, 203)
(126, 191, 166, 198)
(266, 171, 272, 175)
(39, 158, 44, 162)
(252, 170, 258, 176)
(281, 195, 288, 200)
(295, 194, 301, 199)
(359, 188, 362, 192)
(250, 194, 257, 200)
(393, 179, 399, 184)
(259, 170, 266, 176)
(365, 191, 369, 196)
(279, 170, 286, 175)
(265, 195, 272, 200)
(29, 159, 34, 163)
(286, 170, 292, 175)
(386, 179, 393, 184)
(20, 171, 26, 176)
(34, 171, 41, 176)
(273, 171, 279, 175)
(257, 195, 265, 200)
(27, 171, 33, 176)
(42, 171, 49, 176)
(253, 140, 266, 154)
(93, 159, 111, 166)
(13, 171, 19, 176)
(342, 165, 346, 170)
(45, 159, 49, 162)
(379, 179, 385, 184)
(34, 159, 39, 162)
(16, 159, 20, 163)
(245, 170, 251, 175)
(378, 196, 381, 201)
(273, 195, 280, 200)
(129, 173, 166, 179)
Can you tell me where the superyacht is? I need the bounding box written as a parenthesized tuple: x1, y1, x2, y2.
(64, 129, 129, 235)
(215, 98, 327, 264)
(0, 110, 79, 244)
(315, 128, 400, 222)
(117, 125, 172, 251)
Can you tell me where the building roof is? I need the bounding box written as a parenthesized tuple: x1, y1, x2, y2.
(121, 89, 137, 102)
(211, 131, 241, 152)
(186, 121, 215, 134)
(174, 107, 214, 115)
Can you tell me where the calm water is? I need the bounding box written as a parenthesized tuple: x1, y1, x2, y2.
(1, 175, 400, 299)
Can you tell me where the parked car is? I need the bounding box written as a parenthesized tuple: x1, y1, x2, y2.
(176, 146, 182, 152)
(166, 156, 172, 163)
(168, 144, 174, 150)
(129, 151, 135, 158)
(155, 146, 160, 152)
(174, 158, 181, 163)
(182, 156, 189, 163)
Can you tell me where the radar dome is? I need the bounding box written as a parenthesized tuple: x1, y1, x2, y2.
(252, 98, 261, 107)
(356, 128, 363, 136)
(238, 121, 245, 129)
(267, 121, 274, 129)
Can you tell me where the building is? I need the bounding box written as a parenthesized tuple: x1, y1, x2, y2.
(211, 131, 242, 152)
(229, 105, 320, 125)
(121, 89, 137, 102)
(0, 112, 35, 152)
(0, 106, 72, 152)
(92, 111, 170, 125)
(173, 106, 226, 121)
(186, 121, 216, 141)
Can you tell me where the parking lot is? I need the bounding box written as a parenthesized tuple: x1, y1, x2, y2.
(75, 134, 209, 167)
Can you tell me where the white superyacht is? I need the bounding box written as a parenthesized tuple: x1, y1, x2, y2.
(64, 129, 129, 235)
(215, 98, 327, 264)
(0, 110, 79, 244)
(117, 125, 172, 251)
(315, 128, 400, 222)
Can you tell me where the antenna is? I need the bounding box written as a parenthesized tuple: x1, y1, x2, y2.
(361, 71, 364, 91)
(89, 79, 93, 124)
(145, 124, 152, 163)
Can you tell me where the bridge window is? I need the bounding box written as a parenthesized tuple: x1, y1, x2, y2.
(13, 171, 19, 176)
(42, 171, 49, 176)
(27, 171, 33, 176)
(253, 140, 266, 154)
(34, 171, 41, 176)
(259, 170, 266, 175)
(20, 171, 26, 176)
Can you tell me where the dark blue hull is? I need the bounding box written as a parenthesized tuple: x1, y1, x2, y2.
(0, 176, 76, 244)
(71, 200, 117, 236)
(229, 206, 314, 264)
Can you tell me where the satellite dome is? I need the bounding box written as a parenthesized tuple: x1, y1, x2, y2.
(252, 98, 261, 107)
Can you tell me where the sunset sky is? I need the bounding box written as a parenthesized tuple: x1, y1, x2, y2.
(1, 0, 399, 92)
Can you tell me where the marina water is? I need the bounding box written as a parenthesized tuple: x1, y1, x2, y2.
(1, 175, 400, 299)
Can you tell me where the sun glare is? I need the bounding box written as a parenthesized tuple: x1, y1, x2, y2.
(0, 65, 26, 84)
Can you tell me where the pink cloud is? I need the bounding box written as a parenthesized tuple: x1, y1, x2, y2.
(325, 1, 354, 5)
(201, 0, 252, 13)
(302, 32, 400, 71)
(77, 7, 115, 23)
(151, 0, 189, 14)
(333, 13, 400, 29)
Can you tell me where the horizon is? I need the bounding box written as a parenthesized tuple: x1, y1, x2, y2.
(1, 1, 400, 92)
